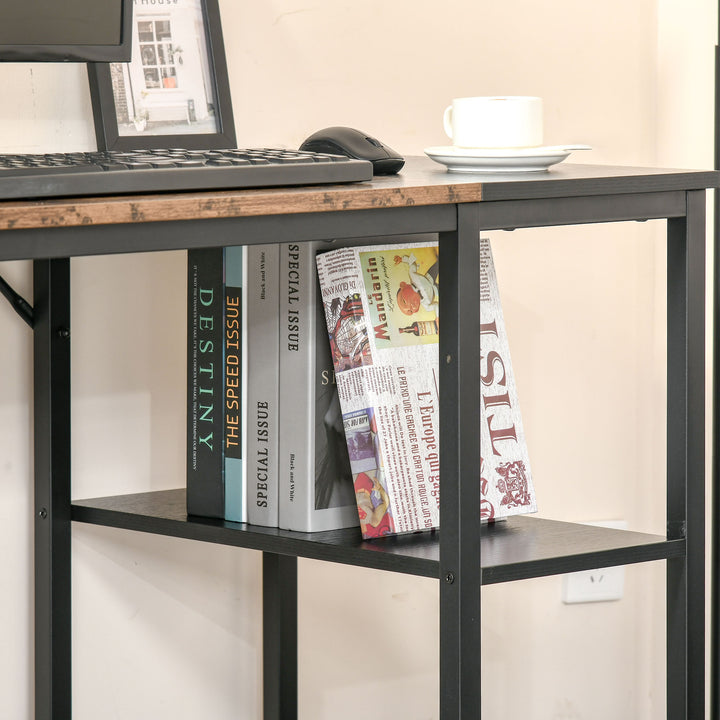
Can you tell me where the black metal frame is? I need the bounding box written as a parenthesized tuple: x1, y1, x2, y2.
(666, 192, 706, 718)
(263, 554, 298, 720)
(712, 29, 720, 720)
(438, 206, 482, 717)
(25, 183, 706, 719)
(33, 259, 72, 719)
(87, 0, 236, 151)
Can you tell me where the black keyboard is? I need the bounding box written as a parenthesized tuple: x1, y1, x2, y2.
(0, 148, 374, 200)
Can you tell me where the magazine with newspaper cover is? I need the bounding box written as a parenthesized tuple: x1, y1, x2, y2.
(315, 238, 536, 539)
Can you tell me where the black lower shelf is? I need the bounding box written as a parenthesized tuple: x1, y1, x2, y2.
(71, 488, 684, 583)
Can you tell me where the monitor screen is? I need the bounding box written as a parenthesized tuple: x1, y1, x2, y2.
(0, 0, 133, 62)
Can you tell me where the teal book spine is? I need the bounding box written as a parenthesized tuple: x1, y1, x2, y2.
(223, 246, 245, 522)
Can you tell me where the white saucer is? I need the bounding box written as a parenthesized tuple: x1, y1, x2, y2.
(424, 144, 591, 173)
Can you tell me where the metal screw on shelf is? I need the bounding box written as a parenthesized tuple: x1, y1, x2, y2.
(444, 572, 455, 584)
(57, 327, 70, 339)
(445, 354, 452, 364)
(38, 508, 48, 519)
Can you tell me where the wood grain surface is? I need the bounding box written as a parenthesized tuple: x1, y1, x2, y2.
(0, 157, 716, 232)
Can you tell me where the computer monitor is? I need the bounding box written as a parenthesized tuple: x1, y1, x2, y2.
(0, 0, 133, 63)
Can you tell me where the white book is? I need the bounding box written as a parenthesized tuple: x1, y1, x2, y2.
(243, 244, 280, 526)
(277, 241, 358, 532)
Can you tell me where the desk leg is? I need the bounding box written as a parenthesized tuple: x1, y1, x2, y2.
(666, 191, 705, 720)
(439, 204, 482, 720)
(263, 552, 298, 720)
(33, 258, 72, 720)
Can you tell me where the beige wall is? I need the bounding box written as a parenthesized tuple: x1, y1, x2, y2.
(0, 0, 715, 717)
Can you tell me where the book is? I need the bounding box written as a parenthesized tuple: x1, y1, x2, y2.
(315, 238, 536, 539)
(223, 246, 245, 523)
(477, 239, 536, 521)
(243, 243, 280, 526)
(278, 241, 358, 532)
(187, 247, 224, 518)
(186, 246, 245, 522)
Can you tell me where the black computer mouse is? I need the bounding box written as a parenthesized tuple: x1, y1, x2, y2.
(300, 127, 405, 175)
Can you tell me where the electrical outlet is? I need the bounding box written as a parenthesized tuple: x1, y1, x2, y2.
(561, 521, 626, 604)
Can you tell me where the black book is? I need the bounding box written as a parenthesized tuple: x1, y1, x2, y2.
(186, 248, 225, 518)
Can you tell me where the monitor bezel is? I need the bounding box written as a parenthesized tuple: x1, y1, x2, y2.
(0, 0, 133, 63)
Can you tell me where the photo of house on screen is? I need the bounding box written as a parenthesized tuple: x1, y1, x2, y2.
(110, 0, 219, 136)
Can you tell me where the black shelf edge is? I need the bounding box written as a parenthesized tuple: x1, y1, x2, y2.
(476, 164, 720, 202)
(71, 488, 685, 583)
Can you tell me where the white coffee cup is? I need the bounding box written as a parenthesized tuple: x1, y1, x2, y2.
(443, 96, 543, 149)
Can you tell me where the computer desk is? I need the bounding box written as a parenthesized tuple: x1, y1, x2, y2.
(1, 156, 716, 719)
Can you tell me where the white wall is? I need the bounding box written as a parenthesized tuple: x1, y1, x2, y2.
(0, 0, 715, 718)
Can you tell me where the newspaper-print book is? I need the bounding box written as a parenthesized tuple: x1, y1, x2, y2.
(315, 238, 536, 539)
